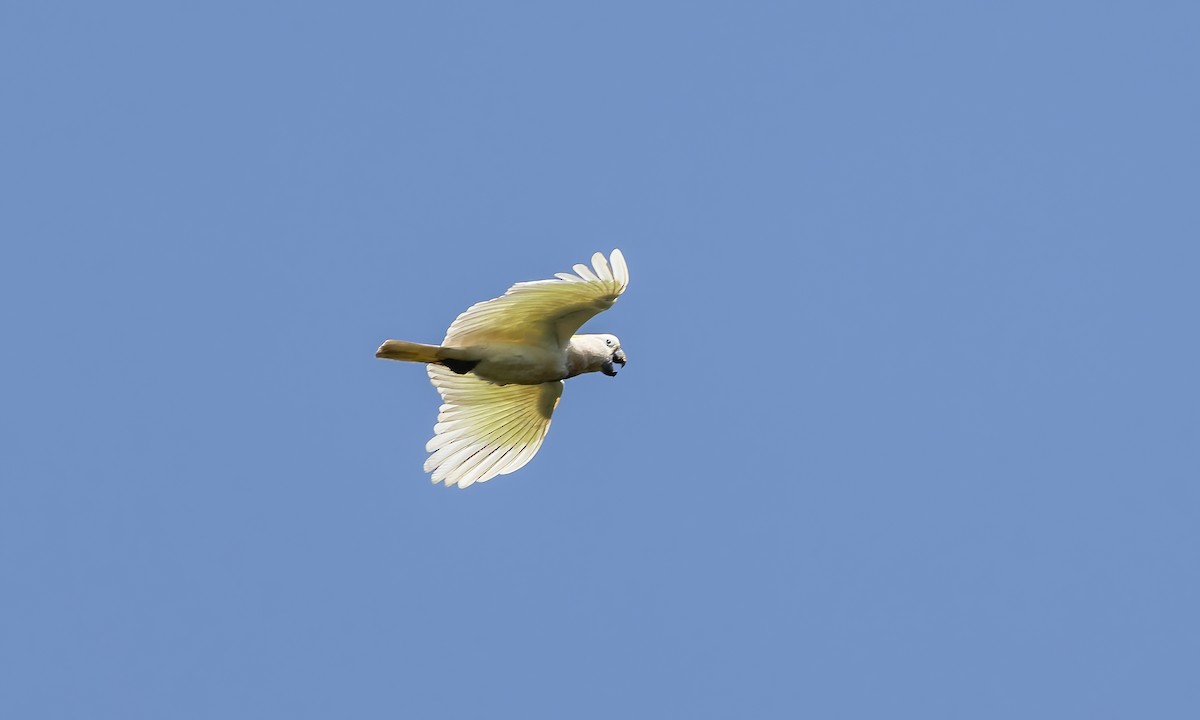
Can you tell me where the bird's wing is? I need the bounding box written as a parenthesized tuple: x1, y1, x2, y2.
(424, 364, 565, 488)
(443, 249, 629, 349)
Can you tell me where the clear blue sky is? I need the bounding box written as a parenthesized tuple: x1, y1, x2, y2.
(3, 2, 1197, 718)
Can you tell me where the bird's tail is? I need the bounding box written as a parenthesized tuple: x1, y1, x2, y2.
(375, 339, 445, 364)
(375, 339, 480, 375)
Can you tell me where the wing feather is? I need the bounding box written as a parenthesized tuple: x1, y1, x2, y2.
(424, 365, 564, 488)
(447, 408, 542, 488)
(442, 249, 629, 348)
(591, 251, 614, 282)
(572, 263, 599, 282)
(610, 249, 629, 286)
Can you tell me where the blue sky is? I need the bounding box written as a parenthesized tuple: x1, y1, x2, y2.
(3, 2, 1198, 717)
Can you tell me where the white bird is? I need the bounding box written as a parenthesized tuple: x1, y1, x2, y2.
(376, 249, 629, 488)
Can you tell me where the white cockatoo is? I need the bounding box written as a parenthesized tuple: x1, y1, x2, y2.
(376, 249, 629, 488)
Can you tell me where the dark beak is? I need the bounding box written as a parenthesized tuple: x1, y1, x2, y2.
(602, 349, 627, 377)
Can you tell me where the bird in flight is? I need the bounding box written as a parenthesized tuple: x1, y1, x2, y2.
(376, 249, 629, 488)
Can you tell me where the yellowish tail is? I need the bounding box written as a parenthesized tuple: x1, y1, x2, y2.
(376, 339, 480, 375)
(375, 339, 444, 364)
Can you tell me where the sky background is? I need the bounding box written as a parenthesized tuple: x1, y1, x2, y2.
(2, 2, 1198, 718)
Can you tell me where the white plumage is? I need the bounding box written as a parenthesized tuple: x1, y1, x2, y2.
(376, 250, 629, 488)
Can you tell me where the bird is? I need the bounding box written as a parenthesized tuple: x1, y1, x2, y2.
(376, 249, 629, 488)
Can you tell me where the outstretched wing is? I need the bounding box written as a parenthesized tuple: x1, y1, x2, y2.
(443, 249, 629, 349)
(424, 364, 565, 488)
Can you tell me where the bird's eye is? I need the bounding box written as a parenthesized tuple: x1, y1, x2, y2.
(605, 338, 613, 346)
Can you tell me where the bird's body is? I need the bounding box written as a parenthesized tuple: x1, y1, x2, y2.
(376, 250, 629, 488)
(465, 343, 569, 385)
(376, 339, 568, 384)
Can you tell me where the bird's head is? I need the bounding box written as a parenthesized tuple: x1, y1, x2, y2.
(565, 334, 627, 378)
(596, 334, 627, 377)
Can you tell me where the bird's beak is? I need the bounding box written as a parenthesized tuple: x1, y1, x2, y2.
(602, 349, 627, 377)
